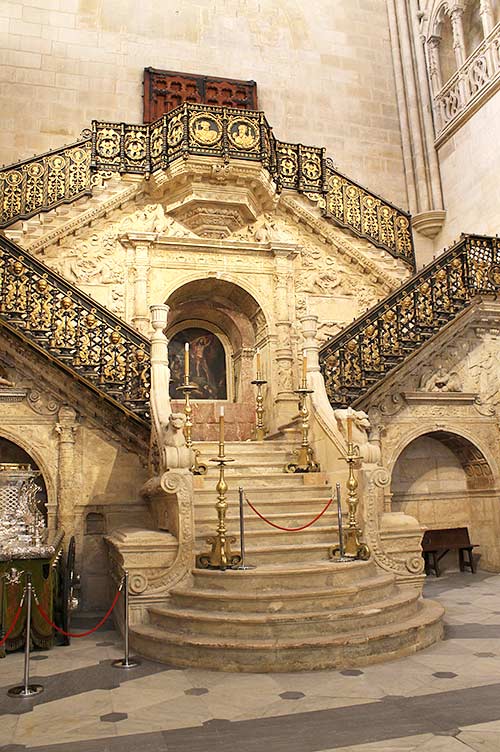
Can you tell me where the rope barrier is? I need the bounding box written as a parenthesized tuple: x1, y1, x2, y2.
(244, 493, 333, 531)
(34, 585, 122, 639)
(0, 590, 26, 647)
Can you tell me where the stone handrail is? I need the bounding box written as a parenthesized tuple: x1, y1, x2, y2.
(434, 23, 500, 139)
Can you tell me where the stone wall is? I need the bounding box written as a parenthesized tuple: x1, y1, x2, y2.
(436, 94, 500, 250)
(0, 0, 407, 206)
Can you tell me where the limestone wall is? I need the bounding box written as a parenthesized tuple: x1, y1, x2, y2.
(435, 94, 500, 250)
(0, 0, 407, 206)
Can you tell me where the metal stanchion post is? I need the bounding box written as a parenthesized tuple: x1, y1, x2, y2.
(235, 487, 255, 571)
(112, 571, 140, 669)
(8, 573, 43, 697)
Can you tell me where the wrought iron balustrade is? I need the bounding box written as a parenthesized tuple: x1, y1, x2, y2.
(0, 102, 415, 266)
(0, 138, 92, 227)
(319, 234, 500, 408)
(0, 235, 150, 423)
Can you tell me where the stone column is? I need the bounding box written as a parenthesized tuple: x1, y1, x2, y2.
(479, 0, 495, 38)
(55, 405, 79, 539)
(121, 232, 157, 335)
(426, 36, 443, 97)
(272, 247, 298, 426)
(450, 5, 467, 69)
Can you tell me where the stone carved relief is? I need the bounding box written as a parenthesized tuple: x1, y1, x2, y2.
(159, 413, 194, 472)
(419, 364, 462, 392)
(334, 408, 381, 464)
(362, 466, 425, 578)
(120, 203, 194, 237)
(232, 213, 297, 243)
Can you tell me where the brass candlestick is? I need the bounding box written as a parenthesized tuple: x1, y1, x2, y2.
(176, 378, 207, 475)
(251, 375, 267, 441)
(284, 382, 320, 473)
(329, 441, 370, 560)
(196, 444, 242, 571)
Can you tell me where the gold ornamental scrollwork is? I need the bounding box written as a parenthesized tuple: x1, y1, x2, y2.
(96, 128, 121, 160)
(167, 113, 184, 147)
(124, 130, 147, 161)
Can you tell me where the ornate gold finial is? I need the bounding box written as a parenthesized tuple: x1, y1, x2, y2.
(285, 352, 320, 473)
(251, 348, 267, 441)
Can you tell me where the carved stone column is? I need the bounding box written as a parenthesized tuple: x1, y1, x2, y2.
(450, 5, 467, 69)
(479, 0, 495, 36)
(55, 405, 79, 539)
(426, 36, 443, 96)
(273, 247, 298, 425)
(121, 232, 157, 335)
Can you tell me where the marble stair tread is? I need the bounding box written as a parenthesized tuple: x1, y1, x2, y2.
(148, 592, 418, 641)
(168, 575, 397, 612)
(131, 599, 444, 662)
(170, 573, 396, 603)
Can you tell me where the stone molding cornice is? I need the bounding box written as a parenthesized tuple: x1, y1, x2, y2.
(9, 181, 144, 256)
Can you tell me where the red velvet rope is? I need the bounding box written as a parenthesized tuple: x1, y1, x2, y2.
(245, 496, 333, 531)
(0, 603, 23, 647)
(36, 589, 121, 638)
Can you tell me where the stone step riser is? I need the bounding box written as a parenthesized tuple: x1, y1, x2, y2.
(168, 581, 398, 613)
(194, 527, 337, 547)
(130, 602, 444, 672)
(147, 598, 420, 640)
(193, 546, 340, 565)
(189, 561, 383, 592)
(194, 486, 331, 500)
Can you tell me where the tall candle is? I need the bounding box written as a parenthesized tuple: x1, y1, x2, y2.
(219, 405, 225, 446)
(256, 348, 261, 376)
(184, 342, 190, 379)
(302, 350, 307, 384)
(347, 415, 353, 443)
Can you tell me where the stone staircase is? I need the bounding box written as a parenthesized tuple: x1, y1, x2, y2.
(130, 438, 444, 671)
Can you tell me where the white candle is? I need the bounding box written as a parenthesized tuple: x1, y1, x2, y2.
(256, 348, 261, 375)
(184, 342, 190, 379)
(302, 350, 307, 383)
(219, 405, 225, 447)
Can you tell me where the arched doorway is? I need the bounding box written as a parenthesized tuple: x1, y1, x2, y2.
(391, 430, 498, 571)
(166, 278, 268, 441)
(0, 437, 48, 523)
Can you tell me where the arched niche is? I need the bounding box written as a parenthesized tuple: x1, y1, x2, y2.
(390, 430, 497, 571)
(0, 437, 49, 523)
(165, 277, 268, 403)
(168, 325, 229, 400)
(463, 0, 485, 57)
(438, 11, 458, 83)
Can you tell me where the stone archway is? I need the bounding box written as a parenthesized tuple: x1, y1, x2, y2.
(390, 430, 500, 570)
(165, 278, 269, 441)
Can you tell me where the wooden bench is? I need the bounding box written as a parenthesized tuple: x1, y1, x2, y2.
(421, 527, 478, 577)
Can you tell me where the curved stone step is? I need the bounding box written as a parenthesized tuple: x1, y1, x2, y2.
(189, 560, 383, 591)
(130, 599, 444, 672)
(168, 571, 398, 613)
(147, 589, 419, 640)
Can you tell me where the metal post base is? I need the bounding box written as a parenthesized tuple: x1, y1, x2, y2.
(112, 658, 141, 669)
(8, 684, 44, 697)
(234, 564, 256, 570)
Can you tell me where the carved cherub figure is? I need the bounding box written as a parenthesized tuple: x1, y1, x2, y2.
(421, 364, 462, 392)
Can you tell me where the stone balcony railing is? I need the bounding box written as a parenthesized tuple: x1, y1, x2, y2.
(433, 23, 500, 142)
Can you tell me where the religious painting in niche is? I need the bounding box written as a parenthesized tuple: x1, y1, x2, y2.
(169, 328, 227, 400)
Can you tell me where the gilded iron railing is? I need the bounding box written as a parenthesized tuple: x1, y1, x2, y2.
(91, 103, 415, 266)
(0, 137, 92, 227)
(319, 234, 500, 407)
(0, 103, 415, 266)
(0, 235, 150, 423)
